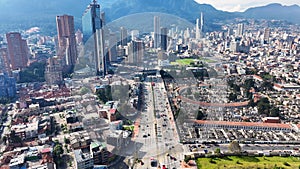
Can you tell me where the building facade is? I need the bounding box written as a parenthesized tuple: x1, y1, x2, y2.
(6, 32, 29, 70)
(82, 0, 106, 76)
(56, 15, 78, 67)
(0, 73, 16, 99)
(160, 27, 168, 51)
(154, 16, 160, 49)
(120, 27, 128, 47)
(44, 56, 63, 85)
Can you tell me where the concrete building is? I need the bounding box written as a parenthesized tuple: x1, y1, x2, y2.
(161, 27, 168, 51)
(0, 73, 16, 98)
(70, 131, 92, 150)
(44, 56, 63, 85)
(154, 16, 160, 48)
(236, 23, 244, 37)
(10, 121, 39, 140)
(82, 0, 106, 76)
(74, 149, 94, 169)
(120, 27, 128, 47)
(56, 15, 78, 67)
(126, 40, 144, 65)
(195, 12, 203, 40)
(90, 141, 108, 165)
(6, 32, 29, 70)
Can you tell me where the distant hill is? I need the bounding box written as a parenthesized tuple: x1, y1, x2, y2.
(0, 0, 235, 34)
(242, 3, 300, 23)
(0, 1, 299, 35)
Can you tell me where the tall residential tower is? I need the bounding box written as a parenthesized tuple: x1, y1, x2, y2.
(56, 15, 78, 67)
(6, 32, 29, 70)
(195, 12, 204, 40)
(154, 16, 160, 49)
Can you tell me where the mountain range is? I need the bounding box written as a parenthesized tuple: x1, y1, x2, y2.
(0, 0, 299, 34)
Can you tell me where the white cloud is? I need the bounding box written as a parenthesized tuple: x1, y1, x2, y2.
(195, 0, 300, 12)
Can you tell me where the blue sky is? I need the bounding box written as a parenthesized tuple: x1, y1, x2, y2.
(195, 0, 300, 12)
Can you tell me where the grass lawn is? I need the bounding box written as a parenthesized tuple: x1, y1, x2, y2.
(171, 58, 195, 65)
(123, 125, 134, 131)
(171, 58, 216, 66)
(197, 156, 300, 169)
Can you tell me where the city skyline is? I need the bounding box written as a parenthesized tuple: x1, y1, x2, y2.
(195, 0, 300, 12)
(1, 0, 300, 169)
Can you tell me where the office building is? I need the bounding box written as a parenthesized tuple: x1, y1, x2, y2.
(56, 15, 78, 67)
(6, 32, 29, 70)
(44, 56, 63, 85)
(154, 16, 160, 48)
(0, 73, 16, 98)
(108, 32, 118, 62)
(160, 27, 168, 51)
(195, 12, 204, 40)
(131, 30, 139, 41)
(236, 23, 244, 37)
(126, 40, 144, 65)
(263, 28, 270, 44)
(82, 0, 106, 76)
(120, 27, 128, 46)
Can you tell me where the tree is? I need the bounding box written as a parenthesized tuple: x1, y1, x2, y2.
(229, 141, 241, 153)
(257, 97, 271, 115)
(270, 107, 280, 117)
(79, 87, 90, 95)
(228, 93, 237, 102)
(261, 81, 273, 91)
(248, 99, 256, 107)
(2, 136, 7, 145)
(196, 110, 205, 120)
(53, 144, 64, 157)
(243, 79, 255, 90)
(64, 137, 70, 144)
(95, 85, 112, 103)
(215, 148, 221, 155)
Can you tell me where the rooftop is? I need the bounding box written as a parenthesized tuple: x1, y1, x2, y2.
(194, 120, 291, 129)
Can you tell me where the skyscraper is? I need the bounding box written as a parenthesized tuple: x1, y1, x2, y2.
(6, 32, 29, 70)
(56, 15, 78, 67)
(154, 16, 160, 48)
(161, 27, 168, 51)
(82, 0, 106, 76)
(236, 23, 244, 37)
(195, 12, 204, 40)
(126, 40, 144, 65)
(120, 27, 128, 46)
(263, 28, 270, 44)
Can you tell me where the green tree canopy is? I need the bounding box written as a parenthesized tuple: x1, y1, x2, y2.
(229, 141, 241, 153)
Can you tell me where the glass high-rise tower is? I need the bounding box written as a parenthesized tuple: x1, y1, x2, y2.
(82, 0, 106, 76)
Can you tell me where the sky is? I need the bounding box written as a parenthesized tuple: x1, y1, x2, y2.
(195, 0, 300, 12)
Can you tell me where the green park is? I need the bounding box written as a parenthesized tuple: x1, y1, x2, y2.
(197, 156, 300, 169)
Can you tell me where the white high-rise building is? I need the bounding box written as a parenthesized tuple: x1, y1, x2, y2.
(154, 16, 160, 48)
(236, 23, 244, 37)
(195, 12, 204, 40)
